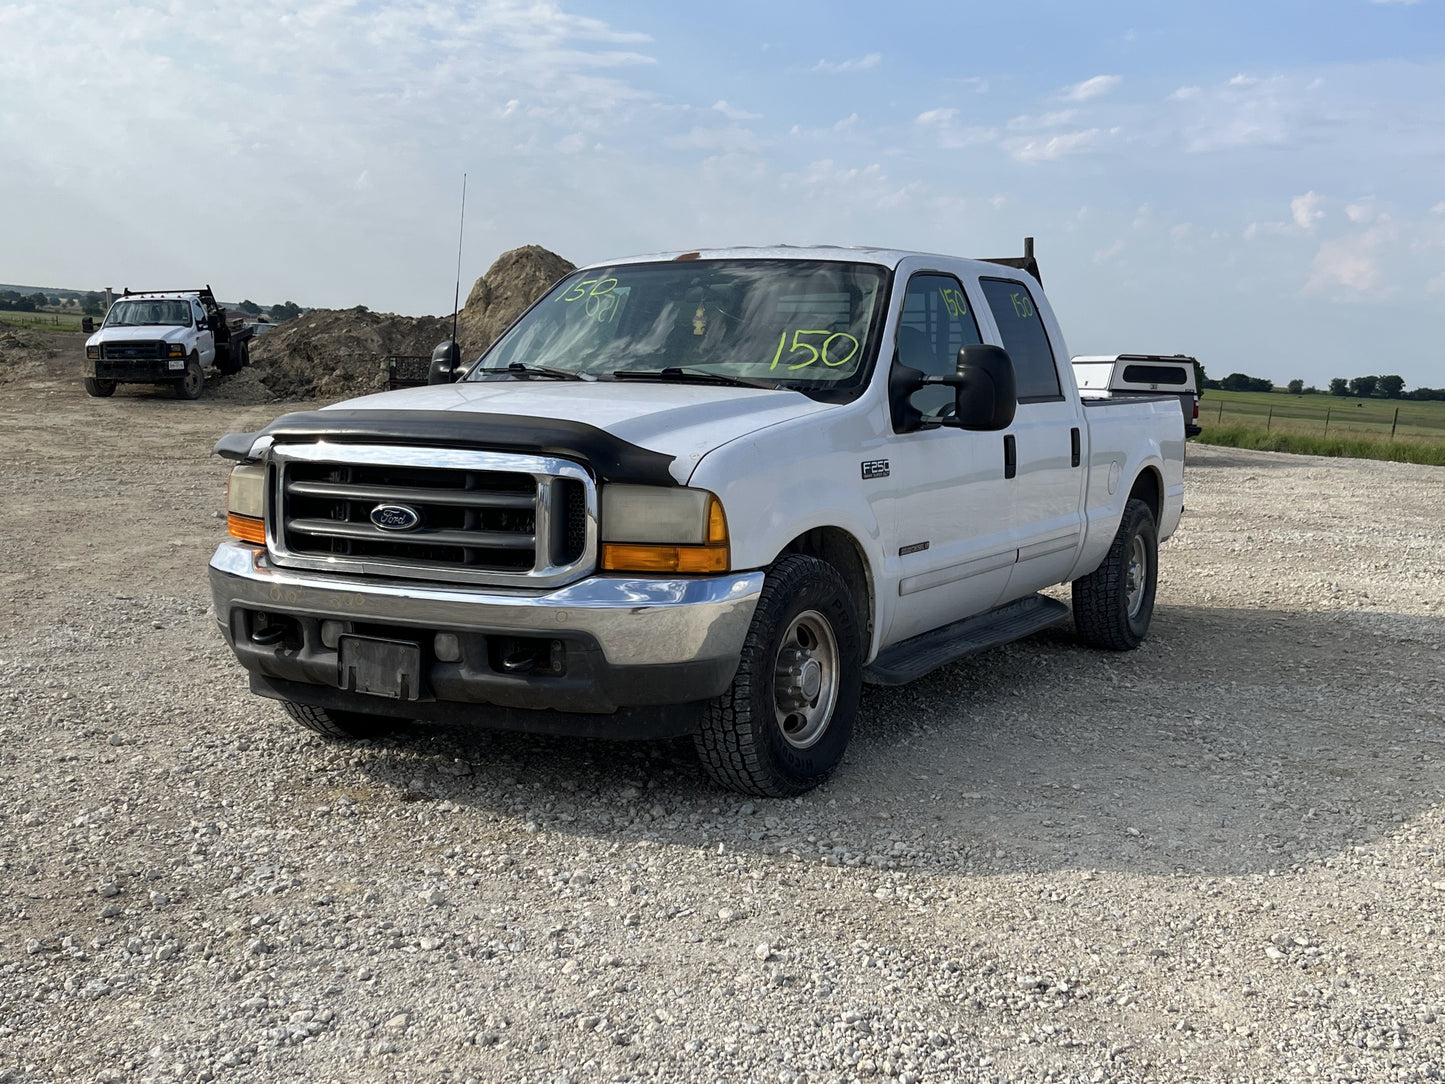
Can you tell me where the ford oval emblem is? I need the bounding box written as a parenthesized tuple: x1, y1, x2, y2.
(370, 503, 422, 532)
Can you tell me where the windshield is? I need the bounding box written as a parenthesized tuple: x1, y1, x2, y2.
(103, 299, 191, 328)
(468, 259, 890, 399)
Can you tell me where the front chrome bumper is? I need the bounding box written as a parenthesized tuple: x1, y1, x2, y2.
(208, 541, 763, 718)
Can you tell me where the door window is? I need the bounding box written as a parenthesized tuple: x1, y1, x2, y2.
(979, 278, 1061, 402)
(894, 273, 982, 419)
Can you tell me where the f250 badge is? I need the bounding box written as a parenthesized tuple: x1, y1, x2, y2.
(861, 460, 890, 480)
(370, 504, 422, 531)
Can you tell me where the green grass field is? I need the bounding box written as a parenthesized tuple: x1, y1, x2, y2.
(1193, 389, 1445, 465)
(0, 311, 86, 331)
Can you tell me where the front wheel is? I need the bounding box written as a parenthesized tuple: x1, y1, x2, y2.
(174, 355, 204, 400)
(1072, 498, 1158, 650)
(695, 554, 862, 797)
(281, 700, 392, 740)
(83, 376, 116, 397)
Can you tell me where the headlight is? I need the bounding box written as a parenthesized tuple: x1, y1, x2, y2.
(600, 485, 729, 573)
(169, 344, 186, 358)
(86, 345, 99, 360)
(226, 463, 267, 544)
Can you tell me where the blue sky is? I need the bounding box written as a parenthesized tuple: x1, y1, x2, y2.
(2, 0, 1442, 387)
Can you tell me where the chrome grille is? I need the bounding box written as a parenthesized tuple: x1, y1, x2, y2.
(268, 443, 597, 587)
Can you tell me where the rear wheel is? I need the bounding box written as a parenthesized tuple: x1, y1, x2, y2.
(281, 700, 392, 740)
(83, 376, 116, 397)
(1072, 498, 1158, 650)
(695, 554, 862, 797)
(174, 355, 204, 400)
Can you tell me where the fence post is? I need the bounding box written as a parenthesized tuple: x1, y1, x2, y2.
(1391, 407, 1399, 441)
(1266, 407, 1272, 431)
(1323, 408, 1330, 438)
(1217, 399, 1224, 422)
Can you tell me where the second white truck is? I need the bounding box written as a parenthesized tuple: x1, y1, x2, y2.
(209, 243, 1185, 796)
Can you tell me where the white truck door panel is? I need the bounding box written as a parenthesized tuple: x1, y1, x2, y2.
(881, 270, 1012, 644)
(974, 276, 1087, 597)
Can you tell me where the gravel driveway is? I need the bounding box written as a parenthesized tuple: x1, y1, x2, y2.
(2, 355, 1444, 1083)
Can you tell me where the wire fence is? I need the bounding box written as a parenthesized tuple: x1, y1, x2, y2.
(1206, 396, 1445, 445)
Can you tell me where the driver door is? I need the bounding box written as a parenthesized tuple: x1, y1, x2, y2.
(881, 271, 1014, 643)
(192, 300, 216, 366)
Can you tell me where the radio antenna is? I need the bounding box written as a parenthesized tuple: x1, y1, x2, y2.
(450, 173, 467, 346)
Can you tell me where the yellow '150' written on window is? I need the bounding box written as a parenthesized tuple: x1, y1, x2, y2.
(939, 288, 969, 318)
(558, 278, 620, 322)
(770, 330, 861, 371)
(1010, 292, 1035, 319)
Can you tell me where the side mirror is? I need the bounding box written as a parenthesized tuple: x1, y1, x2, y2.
(428, 340, 462, 384)
(943, 344, 1016, 431)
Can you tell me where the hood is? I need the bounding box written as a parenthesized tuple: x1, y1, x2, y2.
(87, 325, 193, 347)
(330, 379, 831, 482)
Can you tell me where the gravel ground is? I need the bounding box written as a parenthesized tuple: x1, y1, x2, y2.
(3, 341, 1445, 1084)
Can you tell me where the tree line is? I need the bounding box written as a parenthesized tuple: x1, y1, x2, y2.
(1198, 363, 1445, 402)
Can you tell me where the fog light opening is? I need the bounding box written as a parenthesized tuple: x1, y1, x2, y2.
(434, 632, 462, 663)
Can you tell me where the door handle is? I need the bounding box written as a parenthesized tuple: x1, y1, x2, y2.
(1004, 434, 1017, 479)
(1071, 427, 1081, 468)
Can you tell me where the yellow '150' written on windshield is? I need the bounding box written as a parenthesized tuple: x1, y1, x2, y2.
(558, 278, 620, 322)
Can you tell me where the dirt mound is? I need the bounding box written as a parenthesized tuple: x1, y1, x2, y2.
(456, 245, 576, 359)
(247, 307, 453, 401)
(242, 244, 574, 403)
(0, 326, 78, 386)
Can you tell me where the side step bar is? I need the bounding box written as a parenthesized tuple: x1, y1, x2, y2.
(862, 594, 1070, 686)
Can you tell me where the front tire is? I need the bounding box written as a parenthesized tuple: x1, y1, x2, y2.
(174, 355, 204, 400)
(83, 376, 116, 397)
(280, 700, 392, 740)
(1073, 498, 1158, 650)
(695, 554, 862, 797)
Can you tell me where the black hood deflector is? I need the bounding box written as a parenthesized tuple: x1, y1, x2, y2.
(213, 409, 678, 486)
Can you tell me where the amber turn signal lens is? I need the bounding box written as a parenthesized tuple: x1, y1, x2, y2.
(601, 543, 729, 574)
(227, 513, 265, 544)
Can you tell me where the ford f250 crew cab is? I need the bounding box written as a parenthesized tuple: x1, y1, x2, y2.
(84, 286, 252, 400)
(208, 244, 1185, 796)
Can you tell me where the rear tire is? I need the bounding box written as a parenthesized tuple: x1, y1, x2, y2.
(175, 355, 204, 400)
(83, 376, 116, 397)
(1073, 498, 1158, 650)
(695, 554, 862, 797)
(281, 700, 392, 740)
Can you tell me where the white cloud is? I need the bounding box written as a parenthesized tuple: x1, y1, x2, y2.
(1065, 75, 1122, 101)
(712, 100, 760, 121)
(555, 133, 587, 154)
(812, 53, 880, 73)
(1006, 128, 1115, 163)
(1093, 239, 1125, 264)
(914, 108, 995, 149)
(1303, 220, 1397, 296)
(1292, 191, 1325, 230)
(915, 108, 957, 126)
(1170, 86, 1202, 101)
(1007, 110, 1079, 131)
(1427, 272, 1445, 293)
(1345, 199, 1378, 224)
(664, 126, 759, 154)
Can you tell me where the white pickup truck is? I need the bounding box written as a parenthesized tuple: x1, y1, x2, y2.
(84, 286, 251, 400)
(209, 244, 1184, 796)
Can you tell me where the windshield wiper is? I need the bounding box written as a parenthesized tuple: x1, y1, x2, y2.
(611, 367, 780, 390)
(475, 361, 590, 381)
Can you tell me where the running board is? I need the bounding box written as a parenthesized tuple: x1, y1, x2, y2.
(862, 595, 1070, 686)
